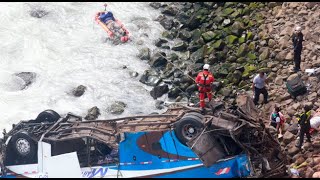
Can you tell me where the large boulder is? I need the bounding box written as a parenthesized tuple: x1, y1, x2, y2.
(72, 85, 87, 97)
(85, 106, 100, 120)
(108, 101, 127, 115)
(150, 85, 169, 99)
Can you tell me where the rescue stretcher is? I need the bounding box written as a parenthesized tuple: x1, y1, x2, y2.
(95, 12, 129, 43)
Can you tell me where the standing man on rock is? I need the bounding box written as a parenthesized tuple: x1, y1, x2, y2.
(195, 64, 215, 114)
(252, 72, 268, 106)
(292, 26, 303, 72)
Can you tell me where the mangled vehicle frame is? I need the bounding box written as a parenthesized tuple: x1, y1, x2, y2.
(0, 94, 287, 178)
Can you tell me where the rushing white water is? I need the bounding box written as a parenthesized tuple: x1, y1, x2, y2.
(0, 2, 166, 133)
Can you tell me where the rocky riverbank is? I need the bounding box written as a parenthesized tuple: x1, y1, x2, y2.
(143, 2, 320, 178)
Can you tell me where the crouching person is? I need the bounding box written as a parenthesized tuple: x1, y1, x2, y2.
(270, 105, 285, 138)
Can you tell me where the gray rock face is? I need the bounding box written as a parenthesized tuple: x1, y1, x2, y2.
(85, 106, 100, 120)
(109, 101, 127, 115)
(72, 85, 87, 97)
(14, 72, 37, 89)
(150, 85, 169, 99)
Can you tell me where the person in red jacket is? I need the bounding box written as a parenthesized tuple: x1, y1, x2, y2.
(195, 64, 215, 114)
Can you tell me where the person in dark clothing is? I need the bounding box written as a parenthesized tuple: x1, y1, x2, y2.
(296, 105, 312, 149)
(292, 26, 303, 72)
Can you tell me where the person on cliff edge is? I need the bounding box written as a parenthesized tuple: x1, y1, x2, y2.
(292, 26, 303, 72)
(195, 64, 215, 114)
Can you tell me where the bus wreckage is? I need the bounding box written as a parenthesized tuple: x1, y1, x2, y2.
(0, 94, 287, 178)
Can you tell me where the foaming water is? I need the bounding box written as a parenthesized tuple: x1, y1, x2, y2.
(0, 2, 165, 133)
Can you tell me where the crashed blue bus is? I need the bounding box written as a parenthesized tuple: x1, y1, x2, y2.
(0, 95, 286, 178)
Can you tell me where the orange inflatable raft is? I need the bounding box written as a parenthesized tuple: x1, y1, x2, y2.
(95, 12, 129, 43)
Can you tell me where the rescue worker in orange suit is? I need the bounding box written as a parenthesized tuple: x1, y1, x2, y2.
(195, 64, 215, 114)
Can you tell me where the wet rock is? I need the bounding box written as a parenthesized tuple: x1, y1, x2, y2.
(168, 87, 181, 99)
(139, 70, 162, 86)
(150, 84, 169, 99)
(149, 51, 167, 69)
(72, 85, 87, 97)
(185, 13, 202, 30)
(129, 71, 139, 78)
(161, 5, 178, 16)
(155, 39, 168, 47)
(85, 106, 100, 120)
(185, 84, 197, 96)
(190, 46, 205, 63)
(108, 101, 127, 115)
(172, 41, 188, 51)
(14, 72, 37, 89)
(221, 87, 232, 97)
(159, 17, 174, 30)
(178, 29, 192, 41)
(149, 2, 161, 9)
(155, 100, 165, 110)
(30, 9, 49, 18)
(283, 131, 295, 144)
(138, 47, 150, 60)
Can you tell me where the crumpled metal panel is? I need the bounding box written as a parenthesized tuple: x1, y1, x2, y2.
(187, 132, 226, 167)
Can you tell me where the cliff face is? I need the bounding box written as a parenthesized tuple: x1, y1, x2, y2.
(145, 2, 320, 178)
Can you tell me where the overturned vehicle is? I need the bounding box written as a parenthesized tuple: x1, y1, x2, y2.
(0, 94, 287, 178)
